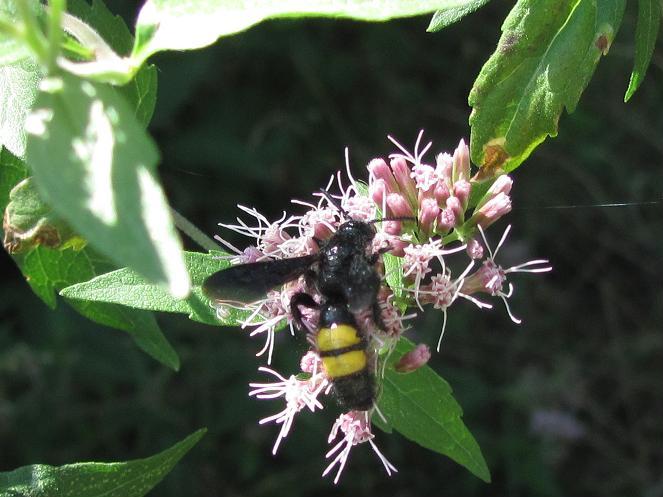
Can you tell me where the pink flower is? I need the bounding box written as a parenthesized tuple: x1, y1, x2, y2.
(323, 411, 397, 484)
(249, 366, 329, 454)
(300, 207, 337, 240)
(461, 225, 552, 323)
(395, 344, 431, 372)
(411, 163, 438, 192)
(208, 131, 552, 483)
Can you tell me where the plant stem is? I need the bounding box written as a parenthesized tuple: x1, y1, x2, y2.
(47, 0, 66, 71)
(170, 208, 222, 253)
(15, 0, 49, 63)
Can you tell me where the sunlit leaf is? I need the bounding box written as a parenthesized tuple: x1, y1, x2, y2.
(0, 57, 42, 158)
(61, 251, 247, 326)
(427, 0, 491, 32)
(468, 0, 626, 175)
(66, 0, 158, 125)
(2, 143, 178, 370)
(0, 1, 34, 65)
(25, 73, 190, 298)
(133, 0, 462, 62)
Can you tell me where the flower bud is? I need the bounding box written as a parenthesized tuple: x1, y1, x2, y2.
(418, 197, 440, 235)
(395, 344, 431, 373)
(386, 192, 415, 218)
(435, 152, 453, 182)
(369, 178, 387, 209)
(474, 174, 513, 211)
(466, 237, 484, 260)
(417, 188, 434, 206)
(486, 174, 513, 197)
(453, 179, 471, 211)
(437, 208, 456, 233)
(452, 139, 471, 182)
(445, 195, 463, 222)
(434, 181, 450, 205)
(471, 192, 512, 229)
(368, 158, 399, 193)
(387, 238, 408, 257)
(390, 157, 418, 206)
(383, 220, 402, 235)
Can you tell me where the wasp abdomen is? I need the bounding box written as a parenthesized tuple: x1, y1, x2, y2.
(317, 323, 375, 411)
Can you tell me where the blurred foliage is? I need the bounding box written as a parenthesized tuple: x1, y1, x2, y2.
(1, 1, 662, 496)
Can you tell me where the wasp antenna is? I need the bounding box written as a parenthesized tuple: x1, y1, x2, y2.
(318, 189, 350, 218)
(368, 216, 417, 225)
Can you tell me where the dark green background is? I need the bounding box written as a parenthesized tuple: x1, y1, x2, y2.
(1, 2, 661, 496)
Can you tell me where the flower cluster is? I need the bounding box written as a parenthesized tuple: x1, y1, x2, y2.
(211, 131, 551, 482)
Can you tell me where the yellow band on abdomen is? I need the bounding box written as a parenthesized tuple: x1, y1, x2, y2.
(317, 324, 361, 352)
(322, 350, 367, 378)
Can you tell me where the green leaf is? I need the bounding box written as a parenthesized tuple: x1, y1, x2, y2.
(72, 304, 178, 370)
(25, 73, 190, 298)
(377, 337, 490, 482)
(0, 57, 42, 158)
(133, 0, 460, 62)
(0, 145, 29, 210)
(427, 0, 492, 32)
(70, 298, 180, 370)
(13, 245, 105, 308)
(3, 176, 82, 253)
(0, 1, 33, 65)
(60, 251, 247, 326)
(124, 63, 158, 128)
(66, 0, 158, 126)
(468, 0, 626, 175)
(14, 245, 180, 369)
(0, 428, 206, 497)
(0, 148, 179, 370)
(383, 252, 404, 299)
(624, 0, 661, 101)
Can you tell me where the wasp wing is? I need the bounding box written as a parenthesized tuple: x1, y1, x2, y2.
(202, 254, 318, 303)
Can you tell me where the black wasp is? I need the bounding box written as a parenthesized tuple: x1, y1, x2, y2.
(203, 193, 400, 411)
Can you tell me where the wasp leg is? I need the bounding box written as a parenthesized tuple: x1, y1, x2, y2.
(290, 292, 319, 331)
(368, 244, 392, 265)
(372, 300, 387, 333)
(304, 268, 319, 290)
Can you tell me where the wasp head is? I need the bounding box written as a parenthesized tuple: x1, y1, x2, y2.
(335, 219, 376, 248)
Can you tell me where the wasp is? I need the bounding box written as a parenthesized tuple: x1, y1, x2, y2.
(203, 194, 403, 411)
